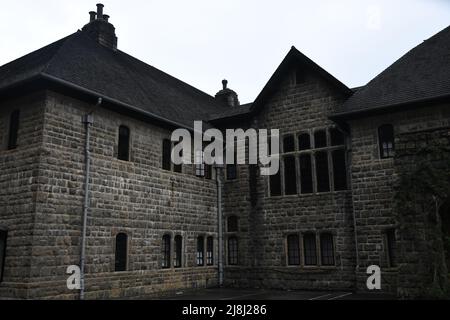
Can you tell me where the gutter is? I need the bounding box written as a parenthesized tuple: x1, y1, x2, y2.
(215, 164, 224, 286)
(79, 98, 101, 300)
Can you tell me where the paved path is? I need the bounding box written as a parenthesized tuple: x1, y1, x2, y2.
(162, 288, 395, 300)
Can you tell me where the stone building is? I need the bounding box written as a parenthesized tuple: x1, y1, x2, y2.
(1, 5, 450, 299)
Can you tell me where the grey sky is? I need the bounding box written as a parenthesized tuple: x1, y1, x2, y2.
(1, 0, 449, 103)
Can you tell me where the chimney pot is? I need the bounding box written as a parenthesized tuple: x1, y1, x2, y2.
(96, 3, 104, 19)
(89, 11, 96, 22)
(222, 79, 228, 90)
(103, 14, 110, 22)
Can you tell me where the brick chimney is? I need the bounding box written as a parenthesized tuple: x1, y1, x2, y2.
(215, 80, 240, 107)
(82, 4, 118, 50)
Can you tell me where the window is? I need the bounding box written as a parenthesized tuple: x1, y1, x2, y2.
(314, 130, 327, 149)
(378, 124, 395, 159)
(298, 133, 311, 151)
(227, 216, 239, 232)
(249, 165, 258, 206)
(197, 236, 204, 266)
(118, 126, 130, 161)
(162, 139, 172, 171)
(270, 169, 282, 196)
(8, 110, 20, 150)
(283, 135, 295, 153)
(300, 154, 313, 194)
(332, 150, 347, 191)
(303, 234, 317, 266)
(320, 233, 335, 266)
(228, 237, 238, 265)
(162, 234, 171, 269)
(386, 229, 396, 268)
(207, 237, 214, 266)
(205, 164, 212, 180)
(315, 152, 330, 192)
(174, 235, 182, 268)
(0, 230, 7, 283)
(330, 128, 345, 146)
(287, 234, 300, 266)
(226, 164, 237, 180)
(195, 150, 205, 177)
(284, 156, 297, 195)
(115, 233, 128, 272)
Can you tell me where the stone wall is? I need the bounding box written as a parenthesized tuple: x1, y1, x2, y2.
(223, 68, 357, 290)
(1, 90, 220, 299)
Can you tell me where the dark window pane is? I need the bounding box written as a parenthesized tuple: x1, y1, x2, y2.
(332, 150, 347, 191)
(118, 126, 130, 161)
(270, 170, 282, 196)
(378, 124, 395, 159)
(115, 233, 128, 272)
(207, 237, 214, 266)
(227, 216, 239, 232)
(162, 235, 171, 269)
(320, 234, 335, 266)
(315, 152, 330, 192)
(197, 236, 204, 266)
(226, 164, 237, 180)
(174, 236, 182, 268)
(287, 235, 300, 266)
(162, 139, 172, 171)
(314, 130, 327, 149)
(330, 128, 345, 146)
(300, 154, 313, 194)
(205, 165, 212, 180)
(8, 110, 20, 150)
(249, 165, 258, 207)
(386, 229, 396, 267)
(298, 133, 311, 151)
(303, 234, 317, 266)
(0, 230, 7, 283)
(283, 135, 295, 153)
(284, 156, 297, 195)
(228, 237, 238, 265)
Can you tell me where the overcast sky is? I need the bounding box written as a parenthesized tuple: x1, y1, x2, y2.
(1, 0, 449, 103)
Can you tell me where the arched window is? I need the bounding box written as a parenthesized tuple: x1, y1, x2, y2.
(228, 237, 238, 265)
(227, 216, 239, 232)
(8, 110, 20, 150)
(0, 230, 7, 283)
(174, 235, 182, 268)
(162, 234, 171, 269)
(378, 124, 395, 159)
(206, 237, 214, 266)
(118, 126, 130, 161)
(197, 236, 205, 266)
(320, 233, 335, 266)
(287, 234, 300, 266)
(115, 233, 128, 272)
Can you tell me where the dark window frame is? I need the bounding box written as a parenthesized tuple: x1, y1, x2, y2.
(320, 233, 335, 266)
(315, 151, 330, 193)
(303, 233, 318, 266)
(196, 236, 205, 266)
(378, 124, 395, 159)
(118, 125, 130, 161)
(0, 230, 7, 283)
(298, 133, 311, 151)
(174, 235, 182, 268)
(115, 233, 128, 272)
(386, 228, 397, 268)
(162, 139, 172, 171)
(8, 110, 20, 150)
(287, 234, 300, 266)
(228, 237, 239, 265)
(162, 234, 171, 269)
(283, 155, 298, 195)
(206, 236, 214, 266)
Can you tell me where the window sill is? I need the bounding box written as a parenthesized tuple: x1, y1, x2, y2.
(267, 190, 351, 199)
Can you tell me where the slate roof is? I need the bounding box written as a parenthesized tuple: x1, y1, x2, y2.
(0, 31, 227, 129)
(334, 25, 450, 118)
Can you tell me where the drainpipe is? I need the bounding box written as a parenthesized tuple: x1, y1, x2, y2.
(215, 164, 224, 287)
(79, 98, 101, 300)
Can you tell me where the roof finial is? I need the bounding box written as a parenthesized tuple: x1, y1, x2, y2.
(222, 79, 228, 90)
